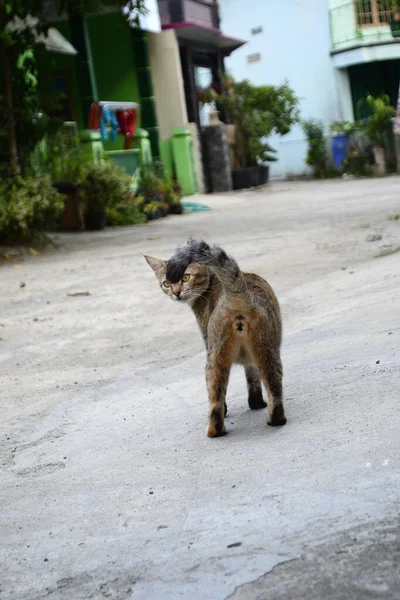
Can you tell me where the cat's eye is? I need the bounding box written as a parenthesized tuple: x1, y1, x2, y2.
(163, 280, 171, 288)
(182, 274, 191, 282)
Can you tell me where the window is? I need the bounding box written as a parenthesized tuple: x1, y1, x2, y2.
(355, 0, 393, 27)
(247, 53, 261, 64)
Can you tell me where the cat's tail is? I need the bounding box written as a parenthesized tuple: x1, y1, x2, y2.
(166, 239, 247, 298)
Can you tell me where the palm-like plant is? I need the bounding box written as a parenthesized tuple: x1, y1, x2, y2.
(363, 94, 395, 148)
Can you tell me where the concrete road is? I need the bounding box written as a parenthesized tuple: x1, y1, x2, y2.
(1, 178, 400, 600)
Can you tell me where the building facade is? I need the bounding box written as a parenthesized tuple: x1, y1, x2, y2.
(219, 0, 400, 178)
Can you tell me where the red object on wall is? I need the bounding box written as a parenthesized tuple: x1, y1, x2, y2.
(116, 109, 138, 149)
(88, 103, 138, 150)
(87, 102, 101, 130)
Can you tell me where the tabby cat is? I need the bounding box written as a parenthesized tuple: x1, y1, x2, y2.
(145, 239, 286, 438)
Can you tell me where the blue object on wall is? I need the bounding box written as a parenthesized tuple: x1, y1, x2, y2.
(332, 134, 349, 168)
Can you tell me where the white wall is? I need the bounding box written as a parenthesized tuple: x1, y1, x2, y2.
(219, 0, 342, 177)
(148, 29, 188, 139)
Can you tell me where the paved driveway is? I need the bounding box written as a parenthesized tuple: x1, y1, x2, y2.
(1, 178, 400, 599)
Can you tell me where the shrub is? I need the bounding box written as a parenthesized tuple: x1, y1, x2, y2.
(330, 121, 358, 135)
(343, 150, 370, 176)
(138, 164, 183, 208)
(31, 130, 89, 183)
(137, 167, 163, 201)
(303, 119, 339, 179)
(362, 94, 396, 149)
(172, 180, 183, 199)
(0, 176, 64, 243)
(134, 196, 146, 212)
(200, 76, 299, 168)
(80, 161, 131, 210)
(107, 196, 147, 226)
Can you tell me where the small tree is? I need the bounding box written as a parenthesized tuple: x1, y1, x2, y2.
(362, 94, 396, 148)
(201, 76, 299, 169)
(302, 119, 330, 178)
(0, 0, 147, 176)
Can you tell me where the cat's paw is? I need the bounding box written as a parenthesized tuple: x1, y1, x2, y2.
(267, 416, 287, 427)
(207, 422, 227, 438)
(248, 395, 267, 410)
(267, 404, 287, 426)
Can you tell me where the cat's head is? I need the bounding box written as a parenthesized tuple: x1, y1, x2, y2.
(144, 255, 209, 303)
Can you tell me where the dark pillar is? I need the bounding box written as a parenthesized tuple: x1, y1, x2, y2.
(180, 45, 200, 126)
(202, 123, 232, 193)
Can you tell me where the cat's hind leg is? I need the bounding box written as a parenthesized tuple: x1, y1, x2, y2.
(245, 365, 267, 410)
(206, 347, 233, 438)
(253, 347, 286, 427)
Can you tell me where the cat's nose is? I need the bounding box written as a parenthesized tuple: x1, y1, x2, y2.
(173, 290, 181, 298)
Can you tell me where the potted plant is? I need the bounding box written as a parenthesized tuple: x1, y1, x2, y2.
(106, 195, 147, 226)
(152, 202, 163, 220)
(143, 202, 162, 220)
(160, 203, 169, 217)
(138, 163, 183, 215)
(362, 94, 396, 175)
(134, 195, 146, 213)
(389, 1, 400, 36)
(159, 174, 183, 214)
(38, 131, 88, 230)
(80, 161, 132, 230)
(200, 77, 299, 190)
(168, 195, 183, 214)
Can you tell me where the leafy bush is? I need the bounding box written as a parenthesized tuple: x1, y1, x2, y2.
(389, 1, 400, 13)
(137, 167, 162, 201)
(343, 128, 374, 176)
(343, 150, 369, 176)
(138, 163, 183, 210)
(330, 121, 358, 135)
(31, 130, 89, 183)
(200, 76, 299, 168)
(361, 94, 396, 148)
(80, 161, 131, 210)
(0, 176, 64, 242)
(107, 196, 147, 226)
(303, 119, 339, 179)
(143, 201, 164, 219)
(134, 196, 146, 212)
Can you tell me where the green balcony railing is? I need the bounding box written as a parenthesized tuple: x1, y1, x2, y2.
(329, 0, 395, 51)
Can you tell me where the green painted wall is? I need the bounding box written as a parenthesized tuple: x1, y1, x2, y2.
(41, 20, 84, 127)
(131, 28, 159, 158)
(86, 13, 140, 105)
(39, 13, 159, 155)
(159, 139, 173, 179)
(87, 13, 141, 151)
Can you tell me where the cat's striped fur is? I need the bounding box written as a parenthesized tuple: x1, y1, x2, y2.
(145, 239, 286, 437)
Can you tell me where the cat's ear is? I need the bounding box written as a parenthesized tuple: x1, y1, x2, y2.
(144, 255, 165, 275)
